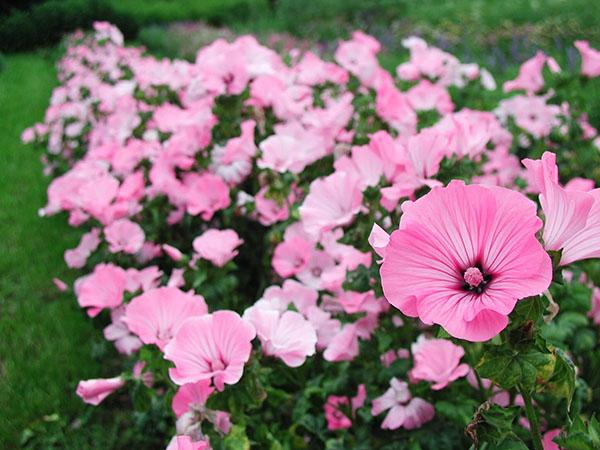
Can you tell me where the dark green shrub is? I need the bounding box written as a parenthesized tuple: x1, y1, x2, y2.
(0, 0, 138, 52)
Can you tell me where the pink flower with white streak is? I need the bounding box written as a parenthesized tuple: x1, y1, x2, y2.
(380, 181, 552, 341)
(164, 310, 256, 390)
(124, 287, 208, 350)
(76, 376, 125, 406)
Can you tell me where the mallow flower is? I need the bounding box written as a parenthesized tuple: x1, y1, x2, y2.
(164, 310, 256, 390)
(408, 336, 469, 389)
(380, 180, 552, 341)
(124, 287, 208, 351)
(76, 376, 125, 405)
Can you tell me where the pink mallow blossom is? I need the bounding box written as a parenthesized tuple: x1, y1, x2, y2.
(380, 180, 552, 341)
(371, 378, 435, 430)
(76, 376, 125, 405)
(76, 263, 127, 317)
(104, 218, 145, 254)
(324, 384, 367, 430)
(124, 287, 208, 350)
(409, 336, 469, 389)
(164, 310, 256, 390)
(192, 229, 243, 267)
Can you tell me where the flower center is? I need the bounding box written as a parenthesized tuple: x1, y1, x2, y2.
(463, 266, 491, 294)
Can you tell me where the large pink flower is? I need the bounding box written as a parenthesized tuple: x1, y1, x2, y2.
(124, 287, 208, 350)
(164, 311, 256, 390)
(76, 263, 127, 317)
(380, 180, 552, 341)
(409, 336, 469, 390)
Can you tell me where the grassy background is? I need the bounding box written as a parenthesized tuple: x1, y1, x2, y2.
(1, 0, 600, 448)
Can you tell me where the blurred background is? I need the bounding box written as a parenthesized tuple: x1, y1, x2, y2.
(1, 0, 599, 448)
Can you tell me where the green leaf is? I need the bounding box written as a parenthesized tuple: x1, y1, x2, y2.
(466, 403, 525, 448)
(476, 347, 555, 392)
(222, 425, 251, 450)
(546, 347, 576, 408)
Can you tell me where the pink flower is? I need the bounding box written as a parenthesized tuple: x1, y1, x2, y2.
(103, 306, 143, 356)
(64, 228, 101, 268)
(324, 384, 367, 430)
(254, 186, 291, 226)
(371, 378, 435, 430)
(368, 223, 390, 260)
(172, 380, 214, 418)
(163, 244, 184, 262)
(542, 429, 561, 450)
(76, 376, 125, 405)
(104, 218, 145, 254)
(409, 336, 469, 389)
(166, 436, 210, 450)
(523, 152, 600, 265)
(272, 236, 312, 277)
(503, 52, 548, 94)
(299, 171, 363, 238)
(243, 306, 316, 367)
(575, 41, 600, 78)
(323, 324, 360, 362)
(124, 287, 208, 351)
(380, 181, 552, 341)
(183, 172, 230, 220)
(193, 229, 243, 267)
(76, 263, 127, 317)
(52, 277, 68, 292)
(164, 310, 256, 390)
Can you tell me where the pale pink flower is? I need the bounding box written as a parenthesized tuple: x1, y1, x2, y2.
(503, 51, 548, 94)
(333, 145, 384, 191)
(124, 287, 208, 351)
(589, 288, 600, 325)
(64, 228, 101, 268)
(523, 152, 600, 265)
(368, 223, 390, 260)
(103, 306, 143, 356)
(372, 378, 435, 430)
(172, 380, 214, 418)
(183, 172, 230, 219)
(406, 80, 454, 114)
(76, 376, 125, 405)
(305, 306, 341, 350)
(104, 218, 145, 254)
(163, 244, 184, 262)
(406, 128, 449, 179)
(324, 384, 366, 430)
(380, 181, 552, 341)
(166, 436, 210, 450)
(76, 263, 127, 317)
(299, 171, 363, 238)
(323, 324, 360, 362)
(409, 336, 469, 389)
(254, 186, 291, 226)
(260, 280, 318, 315)
(272, 236, 313, 278)
(243, 306, 316, 367)
(164, 310, 256, 390)
(575, 40, 600, 78)
(193, 229, 243, 267)
(335, 31, 381, 87)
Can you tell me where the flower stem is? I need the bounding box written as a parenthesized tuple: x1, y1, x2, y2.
(520, 388, 543, 450)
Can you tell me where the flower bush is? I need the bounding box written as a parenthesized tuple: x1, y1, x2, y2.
(24, 21, 600, 449)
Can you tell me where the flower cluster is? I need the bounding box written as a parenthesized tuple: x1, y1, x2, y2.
(24, 22, 600, 449)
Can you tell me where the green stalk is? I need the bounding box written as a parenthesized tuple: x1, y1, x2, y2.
(520, 388, 543, 450)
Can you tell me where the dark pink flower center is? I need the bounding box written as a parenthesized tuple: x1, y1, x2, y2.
(463, 266, 491, 294)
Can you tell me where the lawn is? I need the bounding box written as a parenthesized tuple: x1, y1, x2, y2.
(0, 53, 105, 448)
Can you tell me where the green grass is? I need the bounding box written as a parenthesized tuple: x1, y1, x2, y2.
(0, 52, 104, 448)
